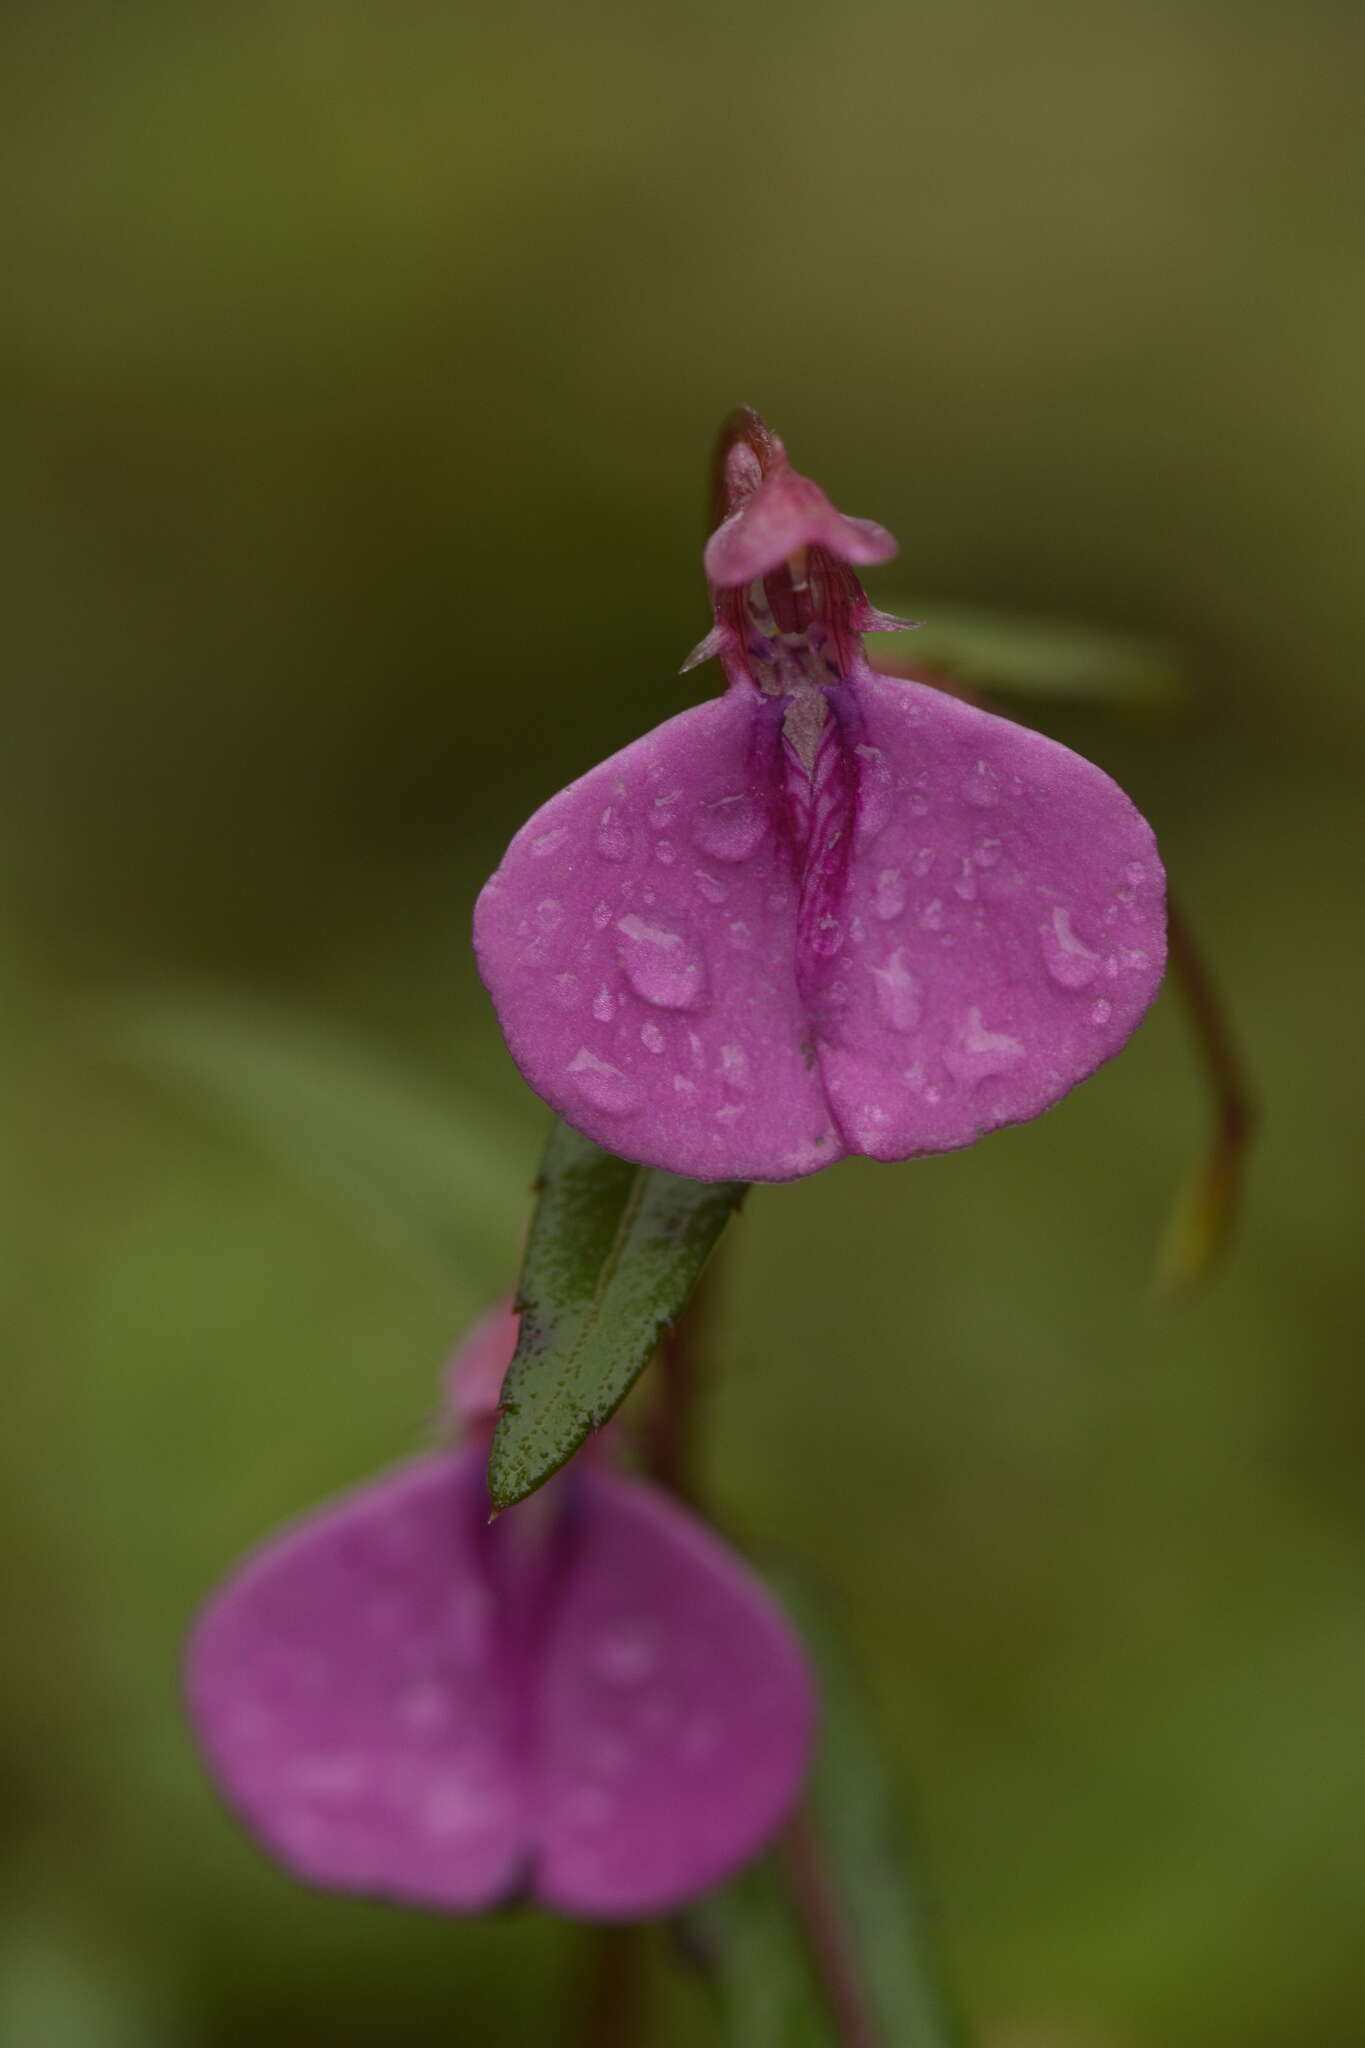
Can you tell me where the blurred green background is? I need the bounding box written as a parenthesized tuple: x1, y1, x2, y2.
(5, 0, 1365, 2041)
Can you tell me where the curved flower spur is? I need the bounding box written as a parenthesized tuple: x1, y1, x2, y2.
(476, 412, 1166, 1181)
(186, 1302, 815, 1920)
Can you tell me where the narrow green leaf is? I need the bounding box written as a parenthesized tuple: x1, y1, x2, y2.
(682, 1862, 833, 2048)
(867, 601, 1189, 714)
(487, 1122, 744, 1509)
(102, 993, 526, 1301)
(780, 1568, 967, 2047)
(684, 1564, 968, 2047)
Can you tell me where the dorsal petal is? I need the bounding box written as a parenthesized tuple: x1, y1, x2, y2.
(705, 463, 898, 587)
(185, 1449, 533, 1912)
(816, 668, 1166, 1159)
(473, 689, 844, 1182)
(533, 1470, 816, 1918)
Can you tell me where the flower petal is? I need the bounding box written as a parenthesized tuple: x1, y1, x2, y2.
(473, 689, 844, 1181)
(186, 1450, 532, 1911)
(814, 668, 1166, 1158)
(705, 464, 898, 587)
(534, 1469, 816, 1918)
(446, 1295, 520, 1428)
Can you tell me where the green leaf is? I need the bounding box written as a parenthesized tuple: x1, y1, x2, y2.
(102, 993, 526, 1302)
(682, 1862, 832, 2048)
(866, 600, 1190, 714)
(684, 1565, 968, 2047)
(487, 1122, 744, 1509)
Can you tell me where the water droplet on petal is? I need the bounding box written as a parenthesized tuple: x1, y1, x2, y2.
(593, 1625, 657, 1685)
(974, 838, 1002, 868)
(616, 913, 708, 1010)
(596, 807, 632, 862)
(912, 847, 935, 878)
(868, 947, 923, 1030)
(953, 858, 978, 902)
(654, 840, 677, 865)
(640, 1019, 666, 1053)
(1091, 998, 1113, 1025)
(552, 972, 579, 1009)
(532, 826, 569, 858)
(692, 793, 768, 862)
(592, 899, 612, 930)
(961, 759, 1001, 807)
(854, 744, 893, 840)
(873, 868, 906, 920)
(919, 898, 945, 932)
(650, 789, 684, 830)
(718, 1043, 750, 1089)
(567, 1048, 641, 1114)
(692, 868, 728, 906)
(535, 898, 562, 932)
(1040, 906, 1102, 989)
(945, 1006, 1026, 1082)
(591, 984, 617, 1023)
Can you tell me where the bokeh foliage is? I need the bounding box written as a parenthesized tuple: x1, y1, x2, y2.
(5, 0, 1365, 2042)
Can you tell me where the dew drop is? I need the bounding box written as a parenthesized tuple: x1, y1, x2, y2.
(692, 868, 728, 906)
(961, 759, 1001, 807)
(719, 1042, 750, 1089)
(692, 792, 768, 862)
(1125, 861, 1146, 885)
(650, 789, 684, 830)
(592, 899, 612, 931)
(596, 807, 632, 862)
(616, 914, 708, 1010)
(1091, 998, 1113, 1025)
(912, 847, 935, 878)
(868, 947, 923, 1031)
(727, 920, 754, 951)
(591, 984, 617, 1023)
(567, 1048, 641, 1114)
(654, 840, 677, 865)
(944, 1007, 1026, 1082)
(873, 867, 906, 920)
(953, 858, 978, 902)
(974, 838, 1002, 868)
(919, 898, 945, 932)
(552, 972, 579, 1009)
(811, 914, 842, 958)
(640, 1019, 666, 1054)
(854, 744, 893, 840)
(532, 825, 569, 858)
(672, 1072, 696, 1095)
(535, 898, 562, 932)
(593, 1625, 657, 1685)
(1040, 905, 1102, 989)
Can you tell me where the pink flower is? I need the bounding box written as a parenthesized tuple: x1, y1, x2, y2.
(475, 412, 1166, 1181)
(185, 1302, 815, 1920)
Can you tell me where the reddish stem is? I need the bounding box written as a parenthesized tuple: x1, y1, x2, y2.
(781, 1811, 883, 2048)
